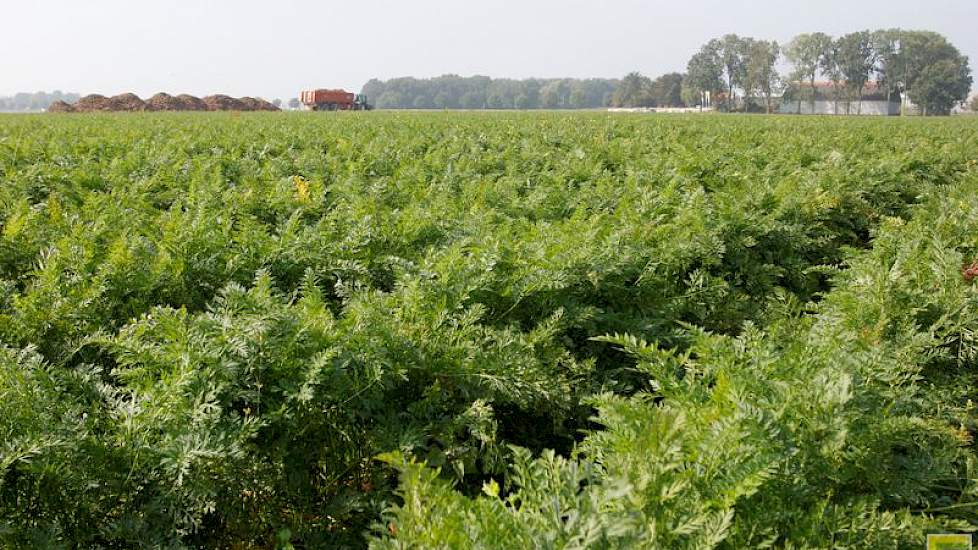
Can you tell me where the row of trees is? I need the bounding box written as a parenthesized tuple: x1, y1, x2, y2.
(683, 30, 972, 115)
(354, 31, 969, 115)
(360, 75, 618, 110)
(611, 36, 781, 111)
(609, 72, 686, 108)
(0, 91, 80, 112)
(359, 73, 698, 111)
(685, 35, 782, 112)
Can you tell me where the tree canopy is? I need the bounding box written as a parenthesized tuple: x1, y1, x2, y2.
(686, 42, 724, 101)
(608, 72, 688, 108)
(835, 31, 876, 112)
(683, 29, 972, 115)
(611, 72, 654, 108)
(898, 31, 973, 114)
(361, 75, 617, 110)
(785, 33, 834, 113)
(684, 35, 780, 111)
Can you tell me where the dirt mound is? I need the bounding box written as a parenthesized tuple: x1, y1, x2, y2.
(47, 101, 75, 113)
(106, 93, 147, 111)
(74, 94, 112, 112)
(53, 92, 279, 113)
(238, 97, 261, 111)
(147, 94, 208, 111)
(146, 92, 183, 111)
(239, 97, 280, 111)
(203, 95, 246, 111)
(176, 94, 209, 111)
(256, 98, 280, 111)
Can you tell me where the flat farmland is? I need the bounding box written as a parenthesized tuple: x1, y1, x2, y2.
(2, 112, 978, 548)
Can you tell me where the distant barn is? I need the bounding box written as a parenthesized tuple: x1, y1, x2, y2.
(778, 82, 902, 116)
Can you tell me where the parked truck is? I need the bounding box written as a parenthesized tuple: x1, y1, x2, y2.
(299, 89, 371, 111)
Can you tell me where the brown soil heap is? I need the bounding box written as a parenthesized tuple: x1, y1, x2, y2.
(202, 94, 247, 111)
(239, 97, 280, 111)
(73, 94, 112, 112)
(176, 94, 209, 111)
(146, 93, 183, 111)
(106, 93, 147, 111)
(47, 101, 76, 113)
(50, 92, 280, 113)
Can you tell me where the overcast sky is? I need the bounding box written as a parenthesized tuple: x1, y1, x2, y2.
(2, 0, 976, 101)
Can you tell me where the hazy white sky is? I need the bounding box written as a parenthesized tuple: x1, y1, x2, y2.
(2, 0, 976, 101)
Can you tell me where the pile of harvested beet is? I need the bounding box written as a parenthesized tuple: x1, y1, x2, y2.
(50, 92, 280, 112)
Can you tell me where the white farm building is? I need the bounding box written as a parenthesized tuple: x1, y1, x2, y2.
(778, 82, 901, 116)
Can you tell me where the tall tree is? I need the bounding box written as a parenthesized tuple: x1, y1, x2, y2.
(685, 41, 724, 108)
(899, 31, 973, 114)
(785, 32, 834, 113)
(871, 29, 903, 105)
(820, 39, 845, 114)
(739, 37, 759, 109)
(836, 31, 876, 114)
(718, 34, 747, 110)
(912, 57, 973, 115)
(745, 40, 781, 113)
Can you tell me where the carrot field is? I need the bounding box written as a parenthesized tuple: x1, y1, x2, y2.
(2, 112, 978, 548)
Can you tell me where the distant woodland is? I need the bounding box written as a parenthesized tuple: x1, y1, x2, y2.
(361, 76, 619, 110)
(0, 91, 80, 112)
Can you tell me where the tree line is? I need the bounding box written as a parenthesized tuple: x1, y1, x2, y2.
(0, 91, 80, 112)
(679, 29, 971, 115)
(358, 30, 971, 115)
(360, 75, 618, 110)
(359, 74, 697, 111)
(609, 72, 688, 109)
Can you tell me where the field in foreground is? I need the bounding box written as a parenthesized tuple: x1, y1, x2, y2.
(2, 112, 978, 548)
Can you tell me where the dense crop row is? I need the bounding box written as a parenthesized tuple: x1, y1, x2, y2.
(1, 112, 977, 548)
(377, 173, 978, 548)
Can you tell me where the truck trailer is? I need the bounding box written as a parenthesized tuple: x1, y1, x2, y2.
(300, 89, 371, 111)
